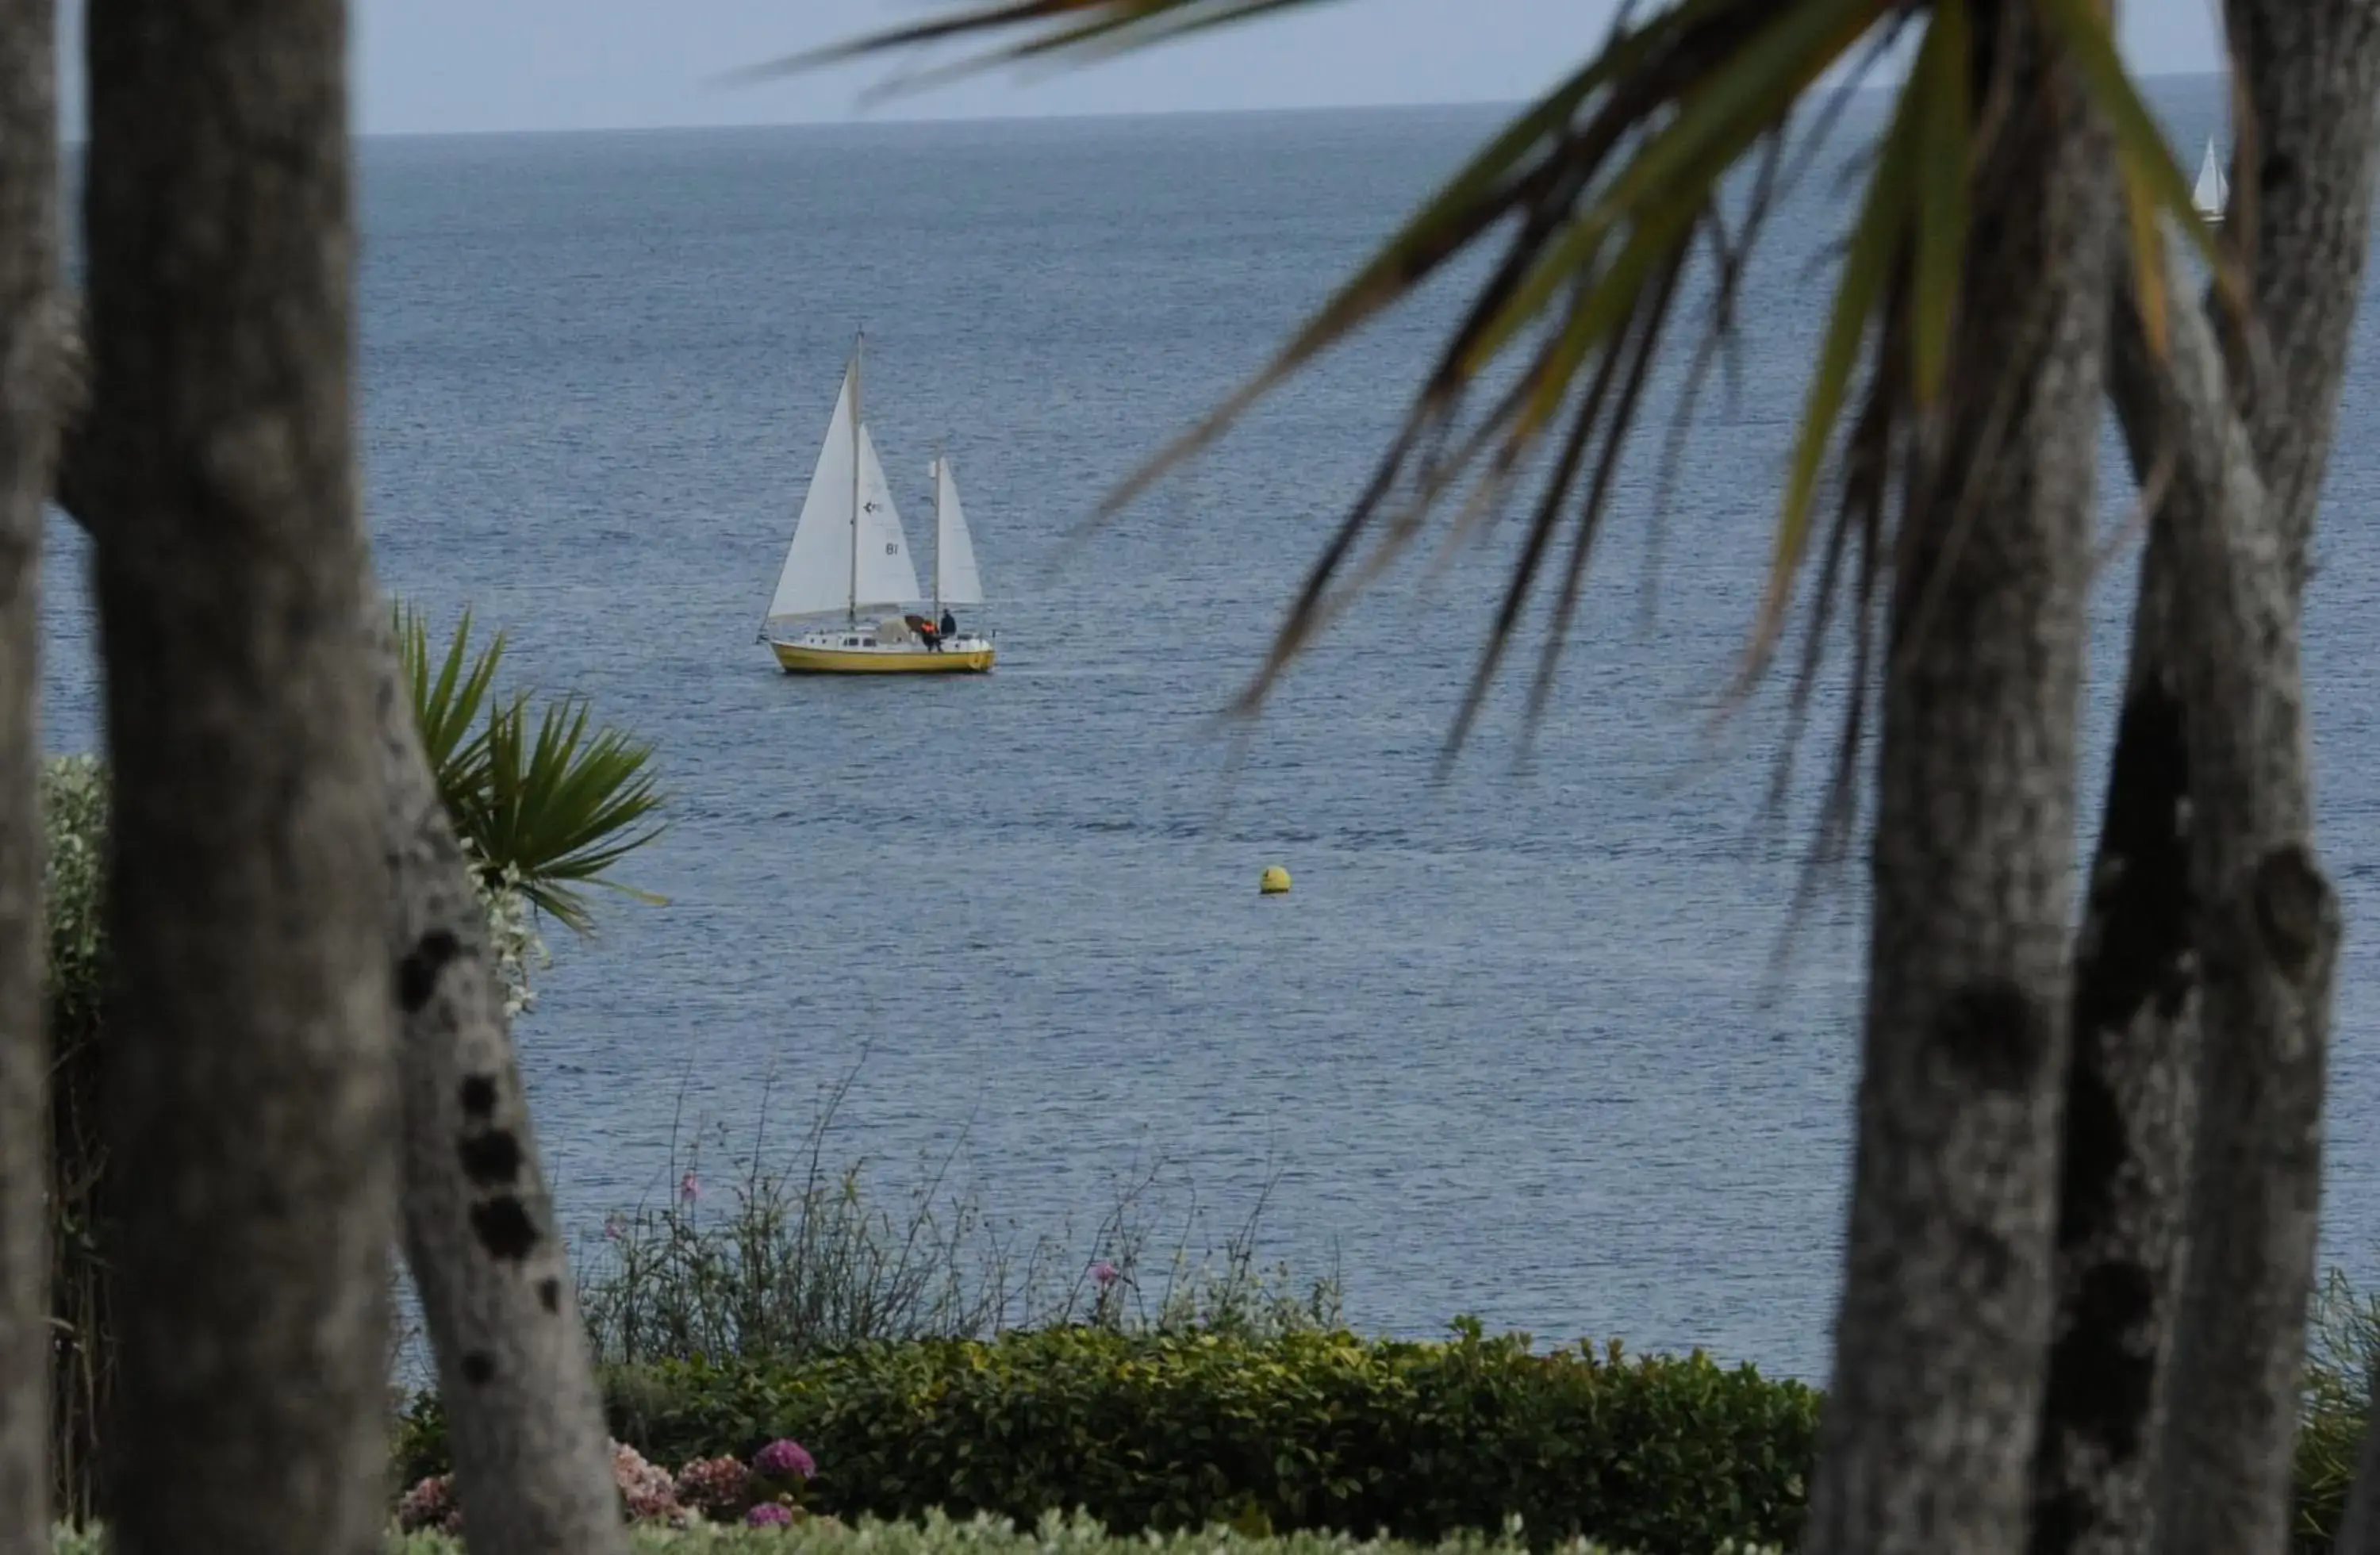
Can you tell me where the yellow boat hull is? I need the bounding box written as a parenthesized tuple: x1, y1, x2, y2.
(770, 641, 995, 674)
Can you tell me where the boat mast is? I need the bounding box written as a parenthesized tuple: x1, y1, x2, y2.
(847, 331, 863, 624)
(932, 445, 943, 618)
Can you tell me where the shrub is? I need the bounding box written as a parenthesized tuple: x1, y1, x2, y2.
(43, 756, 112, 1526)
(395, 1325, 1818, 1555)
(57, 1508, 1787, 1555)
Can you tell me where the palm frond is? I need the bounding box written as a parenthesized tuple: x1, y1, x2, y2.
(393, 602, 668, 934)
(396, 601, 505, 825)
(803, 0, 2223, 770)
(728, 0, 1344, 98)
(474, 691, 669, 935)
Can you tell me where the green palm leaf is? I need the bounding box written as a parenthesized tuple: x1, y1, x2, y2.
(474, 690, 668, 935)
(397, 601, 504, 827)
(393, 603, 667, 934)
(1909, 0, 1972, 405)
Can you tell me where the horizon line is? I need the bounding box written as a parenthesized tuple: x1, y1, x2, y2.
(53, 67, 2231, 149)
(346, 65, 2236, 144)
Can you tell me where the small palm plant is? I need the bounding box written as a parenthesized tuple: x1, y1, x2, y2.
(395, 601, 666, 935)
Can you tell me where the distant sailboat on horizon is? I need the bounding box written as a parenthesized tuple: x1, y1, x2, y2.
(2194, 135, 2228, 227)
(758, 332, 996, 675)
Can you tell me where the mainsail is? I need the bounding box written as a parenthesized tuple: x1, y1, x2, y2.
(767, 349, 920, 623)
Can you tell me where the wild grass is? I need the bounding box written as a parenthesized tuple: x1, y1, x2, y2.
(2295, 1266, 2380, 1550)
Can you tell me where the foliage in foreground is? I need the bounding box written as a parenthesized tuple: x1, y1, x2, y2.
(391, 1254, 2380, 1555)
(53, 1509, 1783, 1555)
(394, 1325, 1818, 1555)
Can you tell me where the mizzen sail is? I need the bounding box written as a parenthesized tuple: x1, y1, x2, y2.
(931, 455, 985, 608)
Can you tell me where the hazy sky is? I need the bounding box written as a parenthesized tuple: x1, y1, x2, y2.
(56, 0, 2227, 138)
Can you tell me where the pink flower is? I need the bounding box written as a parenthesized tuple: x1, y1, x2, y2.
(753, 1438, 816, 1482)
(674, 1453, 754, 1521)
(611, 1439, 684, 1523)
(1091, 1260, 1119, 1289)
(396, 1472, 463, 1535)
(679, 1170, 700, 1205)
(747, 1502, 796, 1527)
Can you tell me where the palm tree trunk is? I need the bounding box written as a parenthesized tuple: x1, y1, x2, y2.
(80, 1, 398, 1551)
(0, 1, 56, 1549)
(1800, 13, 2115, 1551)
(2026, 520, 2197, 1555)
(2147, 9, 2379, 1555)
(2143, 8, 2380, 1553)
(2132, 281, 2336, 1555)
(2032, 10, 2380, 1554)
(372, 605, 629, 1555)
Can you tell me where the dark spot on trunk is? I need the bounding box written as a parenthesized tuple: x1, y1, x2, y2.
(2029, 1262, 2159, 1554)
(459, 1074, 498, 1119)
(2261, 152, 2294, 194)
(462, 1351, 495, 1386)
(1936, 977, 2050, 1093)
(2251, 843, 2332, 977)
(2029, 1488, 2088, 1555)
(458, 1128, 520, 1187)
(539, 1277, 562, 1314)
(2072, 681, 2194, 1035)
(471, 1196, 539, 1261)
(397, 929, 460, 1013)
(2053, 1059, 2125, 1249)
(2044, 1261, 2156, 1454)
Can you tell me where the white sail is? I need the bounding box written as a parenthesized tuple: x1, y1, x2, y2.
(767, 363, 861, 622)
(2194, 137, 2227, 217)
(930, 455, 985, 608)
(852, 424, 920, 609)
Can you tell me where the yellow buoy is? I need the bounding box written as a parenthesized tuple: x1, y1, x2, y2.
(1259, 865, 1292, 896)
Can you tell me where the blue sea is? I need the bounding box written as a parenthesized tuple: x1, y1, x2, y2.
(40, 77, 2380, 1383)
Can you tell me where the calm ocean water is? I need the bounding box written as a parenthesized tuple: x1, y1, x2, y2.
(40, 78, 2380, 1381)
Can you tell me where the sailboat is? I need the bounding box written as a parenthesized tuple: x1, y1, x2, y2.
(759, 332, 996, 675)
(2194, 135, 2228, 226)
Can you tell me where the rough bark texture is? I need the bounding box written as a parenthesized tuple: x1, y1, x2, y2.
(2140, 6, 2380, 1554)
(1798, 14, 2114, 1553)
(2121, 247, 2333, 1555)
(2030, 8, 2380, 1553)
(0, 0, 55, 1549)
(2027, 516, 2197, 1555)
(82, 2, 398, 1552)
(48, 309, 628, 1555)
(376, 605, 629, 1555)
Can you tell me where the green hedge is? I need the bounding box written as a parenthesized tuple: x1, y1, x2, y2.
(395, 1325, 1817, 1555)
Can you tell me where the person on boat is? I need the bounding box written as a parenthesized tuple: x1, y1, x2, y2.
(940, 608, 958, 642)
